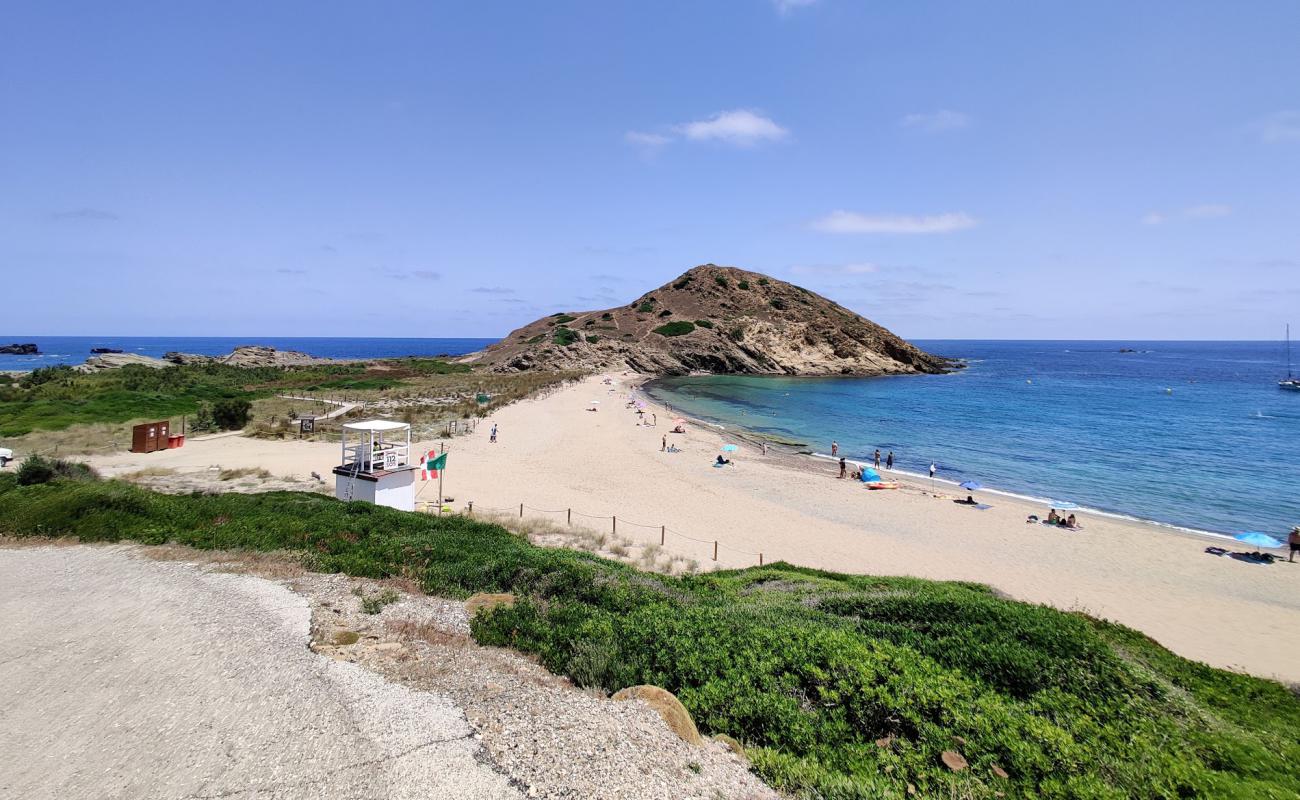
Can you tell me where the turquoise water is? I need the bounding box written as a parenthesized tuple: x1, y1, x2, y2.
(645, 341, 1300, 538)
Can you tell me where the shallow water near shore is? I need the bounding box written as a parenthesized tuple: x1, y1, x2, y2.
(645, 340, 1300, 537)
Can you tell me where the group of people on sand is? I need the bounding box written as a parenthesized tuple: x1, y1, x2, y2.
(1043, 508, 1079, 529)
(832, 442, 894, 478)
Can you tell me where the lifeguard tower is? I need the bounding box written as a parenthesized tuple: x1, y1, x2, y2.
(333, 420, 418, 511)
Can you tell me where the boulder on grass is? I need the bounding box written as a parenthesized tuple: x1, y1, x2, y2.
(612, 685, 702, 745)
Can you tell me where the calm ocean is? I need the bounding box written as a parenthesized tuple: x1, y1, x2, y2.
(0, 336, 496, 371)
(645, 340, 1300, 539)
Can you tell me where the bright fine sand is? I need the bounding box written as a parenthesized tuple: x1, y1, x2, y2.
(88, 375, 1300, 683)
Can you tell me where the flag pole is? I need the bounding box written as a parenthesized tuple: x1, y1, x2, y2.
(438, 469, 444, 515)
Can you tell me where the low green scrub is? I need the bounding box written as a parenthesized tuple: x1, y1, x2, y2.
(549, 314, 577, 325)
(553, 327, 579, 346)
(585, 335, 600, 343)
(695, 319, 715, 329)
(637, 301, 656, 313)
(1, 478, 1296, 800)
(652, 321, 695, 337)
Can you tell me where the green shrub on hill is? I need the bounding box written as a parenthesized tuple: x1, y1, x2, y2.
(15, 455, 99, 486)
(549, 314, 577, 325)
(652, 321, 695, 337)
(695, 319, 715, 329)
(2, 480, 1296, 800)
(553, 327, 579, 346)
(637, 301, 656, 313)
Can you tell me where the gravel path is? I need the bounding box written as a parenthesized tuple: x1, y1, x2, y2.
(0, 546, 521, 800)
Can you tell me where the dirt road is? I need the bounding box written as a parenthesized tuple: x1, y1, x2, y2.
(0, 546, 521, 800)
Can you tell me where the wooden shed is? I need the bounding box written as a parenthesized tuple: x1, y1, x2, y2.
(130, 420, 170, 453)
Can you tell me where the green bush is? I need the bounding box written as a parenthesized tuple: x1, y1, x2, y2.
(15, 455, 99, 486)
(637, 301, 656, 313)
(738, 280, 750, 290)
(4, 482, 1297, 799)
(658, 309, 672, 317)
(770, 298, 788, 311)
(758, 277, 770, 286)
(695, 319, 715, 329)
(212, 398, 252, 430)
(714, 276, 729, 288)
(600, 312, 613, 320)
(526, 334, 546, 344)
(673, 277, 693, 289)
(652, 321, 696, 337)
(585, 335, 600, 343)
(553, 327, 579, 346)
(549, 314, 577, 325)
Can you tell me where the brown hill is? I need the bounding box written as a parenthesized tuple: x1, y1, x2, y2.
(472, 264, 954, 376)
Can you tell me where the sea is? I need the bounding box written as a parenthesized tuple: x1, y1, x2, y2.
(0, 336, 496, 371)
(645, 340, 1300, 540)
(4, 336, 1297, 538)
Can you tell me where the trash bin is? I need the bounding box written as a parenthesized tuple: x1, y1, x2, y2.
(167, 434, 185, 449)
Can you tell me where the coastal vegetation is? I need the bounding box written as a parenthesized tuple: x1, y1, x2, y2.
(0, 358, 571, 453)
(652, 321, 696, 337)
(2, 474, 1296, 800)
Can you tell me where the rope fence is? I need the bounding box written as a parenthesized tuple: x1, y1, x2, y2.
(457, 499, 768, 566)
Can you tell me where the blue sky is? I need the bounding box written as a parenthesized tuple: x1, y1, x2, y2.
(3, 1, 1298, 340)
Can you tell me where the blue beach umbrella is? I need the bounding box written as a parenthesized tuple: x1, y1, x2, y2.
(721, 444, 738, 453)
(959, 481, 983, 491)
(1234, 532, 1283, 549)
(1052, 501, 1079, 510)
(861, 468, 883, 483)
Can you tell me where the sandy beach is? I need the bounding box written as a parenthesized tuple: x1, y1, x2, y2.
(86, 374, 1300, 684)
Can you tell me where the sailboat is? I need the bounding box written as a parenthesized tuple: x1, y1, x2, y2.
(1281, 324, 1300, 391)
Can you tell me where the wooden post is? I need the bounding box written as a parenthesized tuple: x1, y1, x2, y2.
(467, 501, 473, 515)
(612, 516, 617, 534)
(759, 553, 764, 566)
(519, 503, 524, 518)
(567, 508, 572, 526)
(713, 541, 718, 561)
(660, 525, 665, 545)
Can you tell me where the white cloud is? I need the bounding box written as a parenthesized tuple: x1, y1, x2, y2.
(1140, 205, 1231, 225)
(900, 110, 970, 132)
(810, 210, 977, 235)
(1256, 110, 1300, 143)
(675, 109, 789, 146)
(624, 130, 671, 149)
(790, 262, 881, 275)
(625, 109, 789, 150)
(1185, 203, 1232, 219)
(772, 0, 817, 14)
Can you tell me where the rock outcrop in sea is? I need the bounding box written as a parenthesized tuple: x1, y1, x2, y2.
(472, 264, 954, 376)
(0, 343, 39, 355)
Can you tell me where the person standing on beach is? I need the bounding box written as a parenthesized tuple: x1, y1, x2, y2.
(490, 423, 498, 443)
(874, 449, 881, 469)
(886, 451, 894, 470)
(661, 435, 667, 452)
(929, 463, 936, 479)
(1289, 526, 1300, 562)
(831, 441, 838, 457)
(762, 442, 768, 456)
(838, 457, 847, 479)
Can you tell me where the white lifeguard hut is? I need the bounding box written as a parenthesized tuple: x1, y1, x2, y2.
(332, 420, 418, 511)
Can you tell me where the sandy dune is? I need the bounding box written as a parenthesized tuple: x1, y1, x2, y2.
(88, 375, 1300, 683)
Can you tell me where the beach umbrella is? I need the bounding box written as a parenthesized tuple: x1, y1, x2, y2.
(959, 480, 983, 491)
(861, 468, 882, 483)
(1234, 531, 1283, 549)
(1052, 500, 1079, 510)
(721, 444, 738, 452)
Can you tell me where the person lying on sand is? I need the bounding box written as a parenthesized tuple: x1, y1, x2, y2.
(715, 455, 732, 466)
(954, 495, 978, 505)
(671, 425, 686, 433)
